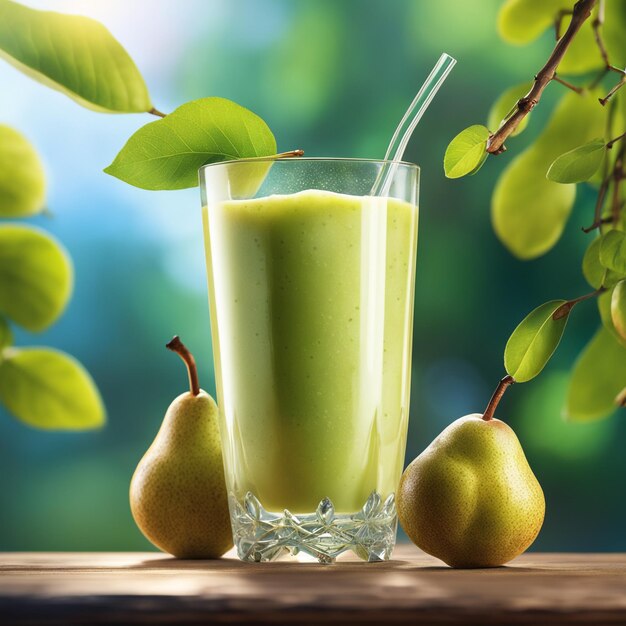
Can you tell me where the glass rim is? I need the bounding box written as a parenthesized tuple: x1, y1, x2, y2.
(199, 156, 420, 173)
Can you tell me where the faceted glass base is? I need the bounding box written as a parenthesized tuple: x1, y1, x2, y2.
(229, 491, 397, 563)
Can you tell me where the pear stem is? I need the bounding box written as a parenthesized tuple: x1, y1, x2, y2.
(482, 375, 516, 421)
(274, 149, 304, 159)
(166, 336, 200, 396)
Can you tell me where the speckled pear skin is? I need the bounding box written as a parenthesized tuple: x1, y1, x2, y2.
(397, 414, 545, 568)
(130, 390, 233, 559)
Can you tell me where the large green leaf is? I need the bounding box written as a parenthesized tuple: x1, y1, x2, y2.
(105, 97, 277, 190)
(443, 125, 489, 179)
(583, 235, 623, 289)
(492, 92, 607, 259)
(597, 289, 626, 347)
(558, 11, 603, 75)
(500, 0, 622, 74)
(599, 230, 626, 274)
(0, 347, 104, 429)
(583, 237, 605, 289)
(0, 317, 12, 349)
(603, 1, 626, 71)
(497, 0, 575, 44)
(492, 153, 575, 259)
(504, 300, 568, 382)
(498, 0, 604, 74)
(0, 125, 45, 217)
(546, 138, 606, 184)
(0, 225, 72, 332)
(487, 82, 533, 136)
(565, 327, 626, 421)
(0, 0, 151, 113)
(515, 371, 615, 462)
(611, 279, 626, 341)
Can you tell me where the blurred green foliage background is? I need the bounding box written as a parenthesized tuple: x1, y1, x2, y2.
(0, 0, 624, 552)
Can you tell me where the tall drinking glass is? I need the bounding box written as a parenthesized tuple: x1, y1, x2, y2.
(200, 158, 419, 563)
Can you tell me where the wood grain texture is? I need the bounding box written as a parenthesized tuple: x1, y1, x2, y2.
(0, 546, 625, 625)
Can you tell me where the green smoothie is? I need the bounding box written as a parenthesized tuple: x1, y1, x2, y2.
(203, 189, 418, 513)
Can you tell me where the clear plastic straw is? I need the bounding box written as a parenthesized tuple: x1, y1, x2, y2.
(372, 53, 456, 196)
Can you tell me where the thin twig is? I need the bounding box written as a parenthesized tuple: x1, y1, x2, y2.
(487, 0, 597, 154)
(592, 0, 609, 66)
(583, 98, 616, 234)
(553, 74, 584, 93)
(611, 144, 625, 225)
(555, 8, 574, 39)
(583, 172, 612, 233)
(582, 215, 613, 232)
(589, 68, 609, 89)
(600, 76, 626, 106)
(589, 0, 613, 89)
(552, 288, 606, 320)
(149, 107, 167, 118)
(607, 132, 626, 149)
(594, 8, 626, 108)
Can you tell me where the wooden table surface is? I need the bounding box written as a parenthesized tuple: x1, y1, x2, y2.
(1, 546, 625, 625)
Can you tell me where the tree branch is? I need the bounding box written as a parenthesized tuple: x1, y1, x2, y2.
(582, 173, 611, 232)
(552, 287, 606, 320)
(487, 0, 597, 155)
(592, 0, 609, 67)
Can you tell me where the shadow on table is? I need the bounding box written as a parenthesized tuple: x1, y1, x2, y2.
(131, 555, 543, 575)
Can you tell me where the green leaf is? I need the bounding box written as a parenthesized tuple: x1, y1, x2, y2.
(599, 229, 626, 274)
(597, 289, 626, 347)
(492, 91, 607, 259)
(487, 82, 533, 136)
(0, 0, 151, 113)
(497, 0, 574, 44)
(583, 237, 605, 289)
(0, 124, 45, 217)
(546, 138, 605, 184)
(0, 225, 72, 332)
(492, 154, 574, 259)
(443, 125, 489, 179)
(497, 1, 604, 74)
(583, 235, 624, 289)
(0, 317, 12, 349)
(565, 327, 626, 421)
(515, 371, 615, 461)
(559, 13, 603, 75)
(504, 300, 569, 382)
(564, 0, 626, 74)
(611, 279, 626, 341)
(599, 289, 616, 335)
(105, 97, 277, 190)
(0, 347, 104, 429)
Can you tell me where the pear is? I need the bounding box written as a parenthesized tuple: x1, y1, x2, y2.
(130, 336, 232, 558)
(398, 376, 545, 568)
